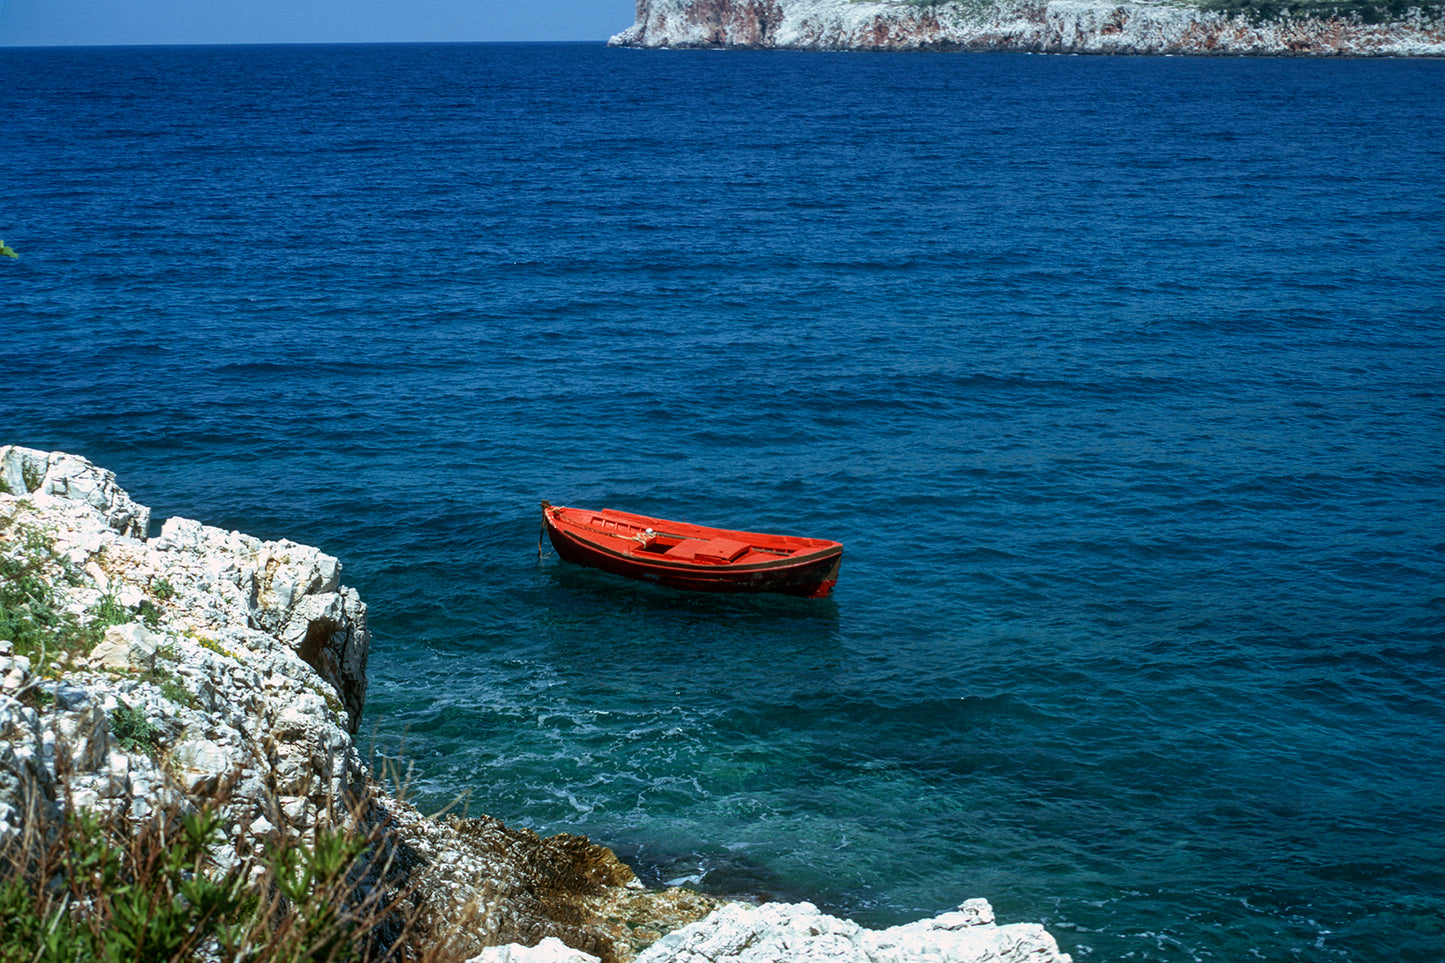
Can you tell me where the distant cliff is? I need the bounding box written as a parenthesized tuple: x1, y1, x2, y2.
(609, 0, 1445, 54)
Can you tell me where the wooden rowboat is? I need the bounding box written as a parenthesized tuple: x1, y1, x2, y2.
(540, 502, 843, 598)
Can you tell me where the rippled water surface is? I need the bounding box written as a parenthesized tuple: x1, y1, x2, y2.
(3, 43, 1444, 961)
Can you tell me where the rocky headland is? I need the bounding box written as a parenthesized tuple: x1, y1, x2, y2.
(609, 0, 1445, 54)
(0, 445, 1071, 962)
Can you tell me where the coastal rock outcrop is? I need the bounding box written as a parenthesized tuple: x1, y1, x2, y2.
(634, 898, 1072, 963)
(0, 445, 1069, 962)
(0, 444, 713, 960)
(609, 0, 1445, 55)
(463, 899, 1073, 963)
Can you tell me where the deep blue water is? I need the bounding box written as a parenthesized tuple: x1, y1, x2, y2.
(3, 41, 1445, 961)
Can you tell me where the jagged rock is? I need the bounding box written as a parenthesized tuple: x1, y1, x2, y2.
(148, 513, 370, 731)
(633, 899, 1072, 963)
(610, 0, 1445, 56)
(0, 445, 150, 537)
(90, 621, 163, 670)
(468, 937, 603, 963)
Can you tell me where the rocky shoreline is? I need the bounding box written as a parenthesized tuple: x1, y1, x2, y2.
(608, 0, 1445, 55)
(0, 445, 1071, 962)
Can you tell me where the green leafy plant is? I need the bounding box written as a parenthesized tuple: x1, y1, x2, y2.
(157, 676, 196, 710)
(0, 794, 450, 963)
(137, 598, 164, 627)
(93, 594, 130, 629)
(1195, 0, 1445, 23)
(0, 521, 122, 666)
(0, 529, 69, 661)
(109, 701, 162, 754)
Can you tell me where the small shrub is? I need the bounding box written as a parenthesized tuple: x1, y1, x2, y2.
(0, 522, 120, 666)
(110, 701, 162, 754)
(23, 686, 55, 711)
(0, 534, 68, 661)
(137, 598, 164, 627)
(157, 676, 197, 711)
(16, 521, 50, 556)
(152, 577, 175, 600)
(199, 636, 238, 660)
(0, 795, 451, 963)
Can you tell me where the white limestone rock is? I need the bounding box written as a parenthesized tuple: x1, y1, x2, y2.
(149, 515, 368, 731)
(90, 622, 163, 671)
(0, 445, 150, 537)
(0, 447, 369, 844)
(635, 899, 1073, 963)
(0, 696, 58, 834)
(465, 936, 602, 963)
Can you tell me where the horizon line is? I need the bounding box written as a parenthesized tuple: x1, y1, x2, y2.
(0, 37, 623, 51)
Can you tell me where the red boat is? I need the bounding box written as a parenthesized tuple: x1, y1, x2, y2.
(540, 502, 843, 598)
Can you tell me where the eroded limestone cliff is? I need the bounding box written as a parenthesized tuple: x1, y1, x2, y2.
(609, 0, 1445, 54)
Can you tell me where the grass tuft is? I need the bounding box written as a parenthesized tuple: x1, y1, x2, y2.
(0, 788, 461, 963)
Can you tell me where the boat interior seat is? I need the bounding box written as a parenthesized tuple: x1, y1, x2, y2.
(664, 537, 751, 564)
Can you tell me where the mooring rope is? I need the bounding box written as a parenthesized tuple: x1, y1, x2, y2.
(538, 501, 552, 560)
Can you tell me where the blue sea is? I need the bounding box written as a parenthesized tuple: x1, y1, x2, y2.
(3, 42, 1444, 962)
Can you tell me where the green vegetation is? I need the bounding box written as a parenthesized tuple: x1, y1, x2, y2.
(156, 674, 197, 710)
(109, 700, 163, 754)
(0, 516, 175, 674)
(94, 593, 131, 631)
(0, 521, 95, 668)
(0, 798, 449, 963)
(138, 597, 165, 627)
(198, 634, 239, 660)
(1195, 0, 1444, 22)
(858, 0, 1445, 21)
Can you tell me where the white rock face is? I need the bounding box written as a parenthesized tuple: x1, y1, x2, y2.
(90, 622, 163, 670)
(467, 936, 604, 963)
(610, 0, 1445, 56)
(0, 444, 369, 840)
(0, 446, 150, 536)
(634, 899, 1073, 963)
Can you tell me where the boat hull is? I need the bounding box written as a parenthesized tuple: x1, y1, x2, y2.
(541, 503, 842, 598)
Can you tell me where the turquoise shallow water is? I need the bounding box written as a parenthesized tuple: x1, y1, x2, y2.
(2, 42, 1444, 961)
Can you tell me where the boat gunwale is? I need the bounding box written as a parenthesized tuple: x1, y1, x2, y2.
(543, 505, 842, 574)
(547, 523, 842, 574)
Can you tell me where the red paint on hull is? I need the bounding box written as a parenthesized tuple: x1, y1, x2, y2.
(541, 502, 842, 598)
